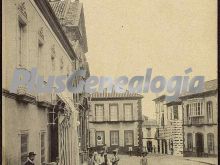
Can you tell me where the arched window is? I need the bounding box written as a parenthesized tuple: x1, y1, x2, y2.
(187, 133, 193, 151)
(207, 101, 213, 123)
(207, 133, 214, 154)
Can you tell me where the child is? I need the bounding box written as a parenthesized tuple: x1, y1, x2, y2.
(140, 152, 148, 165)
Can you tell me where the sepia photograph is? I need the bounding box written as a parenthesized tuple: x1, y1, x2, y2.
(2, 0, 218, 165)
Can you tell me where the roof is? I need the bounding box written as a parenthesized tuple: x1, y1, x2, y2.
(142, 117, 157, 126)
(34, 0, 77, 60)
(49, 0, 88, 52)
(180, 79, 217, 98)
(166, 98, 182, 106)
(50, 1, 82, 26)
(152, 95, 166, 102)
(91, 90, 143, 99)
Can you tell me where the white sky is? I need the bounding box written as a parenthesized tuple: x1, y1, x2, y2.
(80, 0, 217, 119)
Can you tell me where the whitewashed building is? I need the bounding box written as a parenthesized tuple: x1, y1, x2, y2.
(180, 79, 218, 157)
(2, 0, 89, 164)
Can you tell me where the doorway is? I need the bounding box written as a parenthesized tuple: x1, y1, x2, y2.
(195, 133, 204, 157)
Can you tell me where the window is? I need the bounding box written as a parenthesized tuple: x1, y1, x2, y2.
(207, 102, 213, 123)
(188, 102, 203, 117)
(40, 132, 46, 163)
(96, 131, 105, 146)
(186, 104, 189, 123)
(110, 131, 119, 146)
(161, 113, 164, 126)
(173, 105, 178, 120)
(124, 104, 133, 121)
(18, 21, 26, 67)
(207, 133, 214, 154)
(21, 133, 28, 165)
(187, 133, 193, 151)
(146, 128, 151, 137)
(124, 130, 134, 146)
(109, 104, 118, 121)
(95, 104, 104, 121)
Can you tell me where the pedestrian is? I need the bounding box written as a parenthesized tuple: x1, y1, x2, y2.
(128, 146, 133, 156)
(110, 150, 120, 165)
(153, 145, 156, 153)
(99, 150, 105, 164)
(24, 152, 36, 165)
(101, 153, 111, 165)
(88, 153, 94, 165)
(103, 145, 108, 153)
(93, 152, 100, 165)
(140, 152, 148, 165)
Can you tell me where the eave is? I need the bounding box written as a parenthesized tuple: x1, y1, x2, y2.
(34, 0, 77, 60)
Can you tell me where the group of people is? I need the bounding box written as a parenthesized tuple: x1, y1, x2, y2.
(88, 150, 120, 165)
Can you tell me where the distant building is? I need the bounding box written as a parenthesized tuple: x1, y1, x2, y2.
(142, 116, 158, 153)
(153, 95, 183, 155)
(166, 99, 183, 155)
(88, 91, 143, 154)
(180, 79, 218, 157)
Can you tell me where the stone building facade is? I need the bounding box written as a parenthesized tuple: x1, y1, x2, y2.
(153, 95, 183, 155)
(88, 91, 143, 154)
(180, 79, 218, 157)
(2, 0, 89, 164)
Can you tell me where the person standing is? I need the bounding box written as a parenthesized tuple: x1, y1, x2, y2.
(101, 153, 111, 165)
(153, 145, 156, 153)
(24, 152, 36, 165)
(128, 146, 133, 156)
(88, 153, 94, 165)
(110, 150, 120, 165)
(99, 151, 105, 164)
(93, 152, 100, 165)
(103, 145, 108, 153)
(140, 152, 148, 165)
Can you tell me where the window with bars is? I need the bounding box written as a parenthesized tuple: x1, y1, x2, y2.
(95, 104, 104, 121)
(109, 104, 118, 121)
(187, 133, 193, 151)
(188, 102, 203, 117)
(207, 133, 214, 153)
(21, 133, 28, 165)
(124, 130, 133, 146)
(110, 131, 119, 146)
(207, 102, 213, 123)
(40, 132, 46, 163)
(124, 104, 133, 121)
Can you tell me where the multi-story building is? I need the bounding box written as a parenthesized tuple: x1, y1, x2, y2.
(2, 0, 89, 164)
(180, 79, 218, 157)
(88, 91, 143, 154)
(49, 0, 90, 164)
(166, 99, 183, 155)
(153, 95, 183, 155)
(142, 116, 158, 153)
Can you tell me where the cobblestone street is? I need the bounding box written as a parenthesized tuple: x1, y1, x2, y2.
(106, 154, 217, 165)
